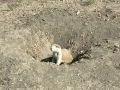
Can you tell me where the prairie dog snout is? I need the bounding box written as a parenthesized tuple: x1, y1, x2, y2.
(51, 44, 73, 65)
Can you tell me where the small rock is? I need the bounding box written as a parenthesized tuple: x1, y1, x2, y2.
(76, 10, 80, 15)
(80, 50, 84, 54)
(113, 48, 119, 53)
(114, 43, 119, 48)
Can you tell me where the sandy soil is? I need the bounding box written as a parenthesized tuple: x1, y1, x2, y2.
(0, 0, 120, 90)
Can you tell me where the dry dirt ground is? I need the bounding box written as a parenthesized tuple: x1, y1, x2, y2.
(0, 0, 120, 90)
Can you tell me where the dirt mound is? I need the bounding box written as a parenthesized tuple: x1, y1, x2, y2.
(0, 0, 120, 90)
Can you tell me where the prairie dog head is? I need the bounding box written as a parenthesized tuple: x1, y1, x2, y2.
(50, 44, 61, 53)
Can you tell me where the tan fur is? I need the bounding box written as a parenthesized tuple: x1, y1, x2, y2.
(62, 49, 73, 64)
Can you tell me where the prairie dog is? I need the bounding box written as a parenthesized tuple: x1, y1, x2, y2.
(50, 44, 73, 65)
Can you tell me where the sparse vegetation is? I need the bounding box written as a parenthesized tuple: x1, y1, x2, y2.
(17, 0, 22, 3)
(7, 0, 22, 10)
(8, 4, 19, 11)
(81, 0, 95, 6)
(105, 8, 112, 14)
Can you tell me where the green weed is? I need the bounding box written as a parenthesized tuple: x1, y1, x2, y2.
(7, 0, 22, 11)
(81, 0, 95, 6)
(8, 4, 19, 11)
(105, 8, 112, 14)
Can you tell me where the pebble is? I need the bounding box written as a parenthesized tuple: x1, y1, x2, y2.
(114, 43, 119, 48)
(76, 10, 80, 15)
